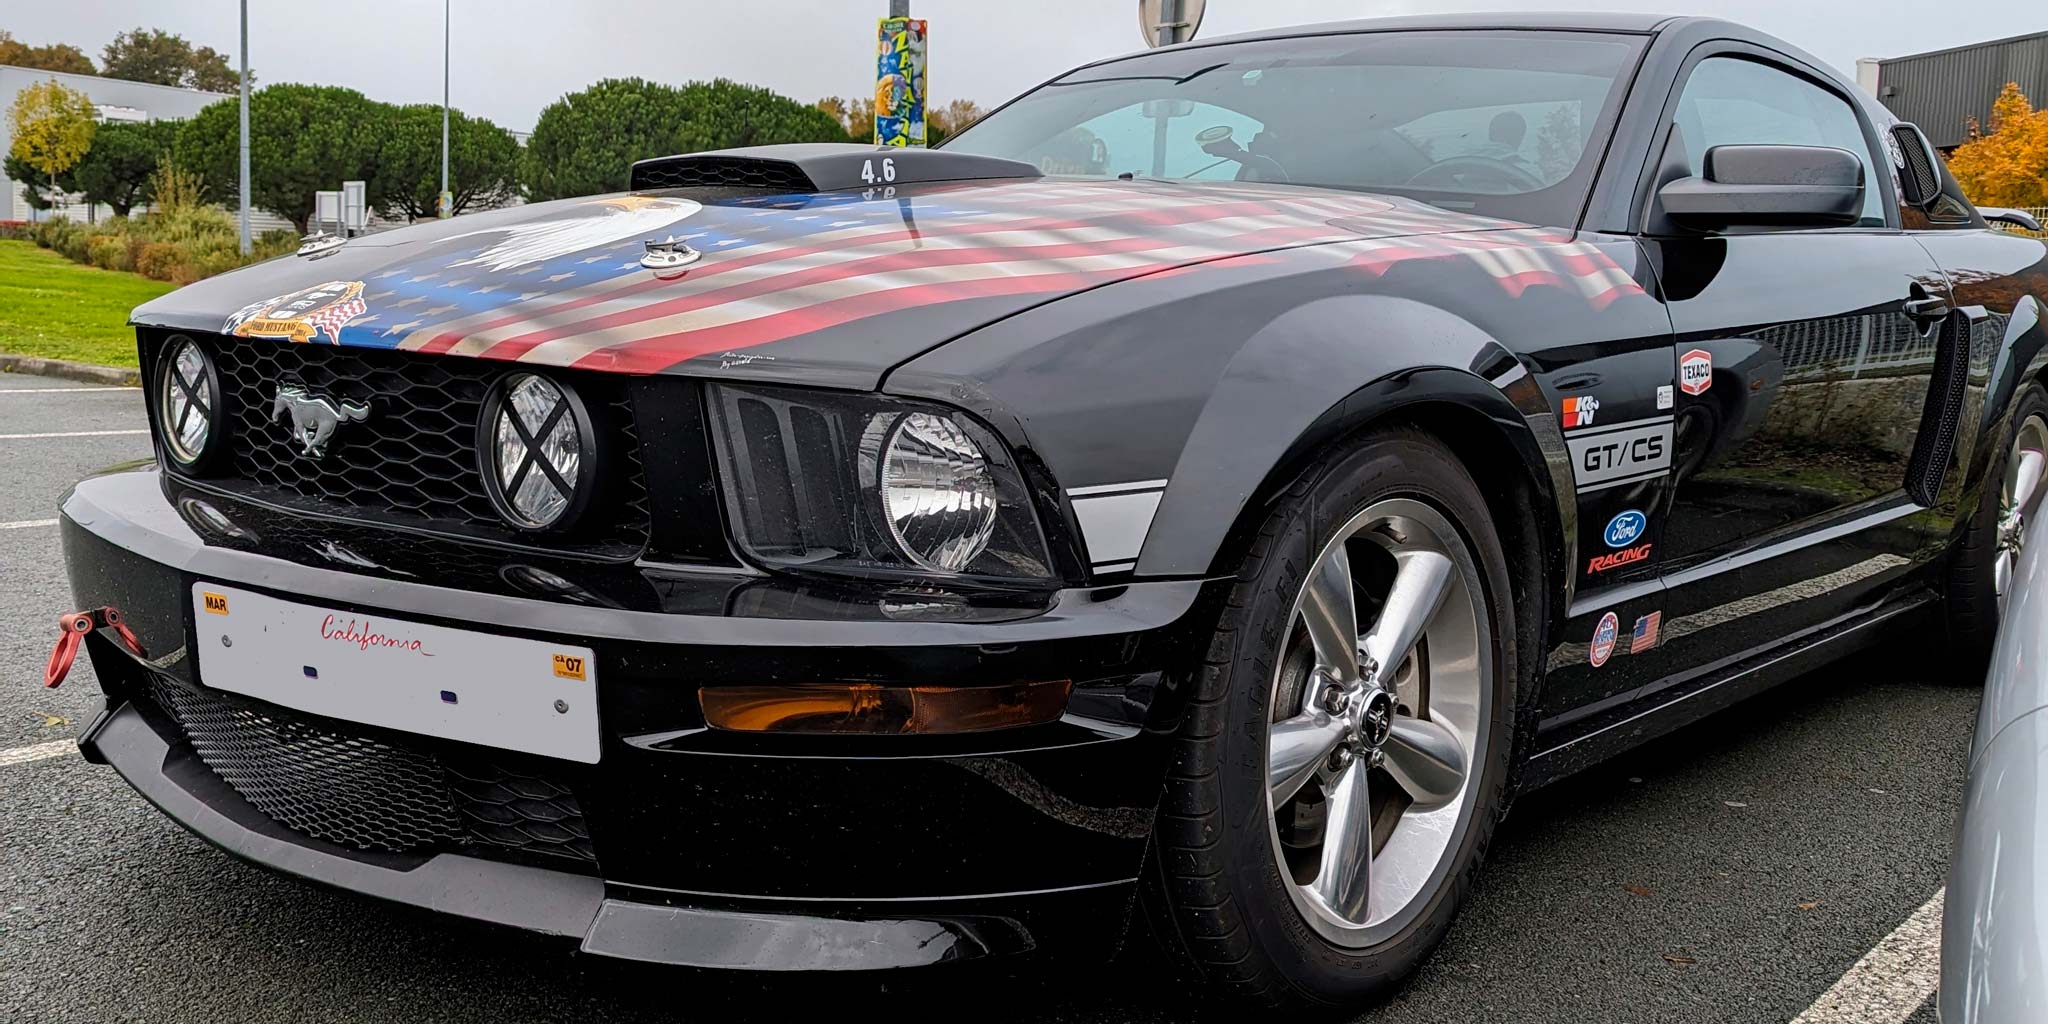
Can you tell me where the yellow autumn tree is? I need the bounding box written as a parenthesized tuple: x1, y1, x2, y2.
(1947, 82, 2048, 208)
(6, 78, 97, 198)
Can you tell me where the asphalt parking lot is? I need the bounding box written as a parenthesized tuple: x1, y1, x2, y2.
(0, 369, 1963, 1023)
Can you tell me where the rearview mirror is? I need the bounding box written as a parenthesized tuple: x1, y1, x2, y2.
(1658, 145, 1865, 229)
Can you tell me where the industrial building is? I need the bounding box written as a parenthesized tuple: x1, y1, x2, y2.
(1859, 30, 2048, 150)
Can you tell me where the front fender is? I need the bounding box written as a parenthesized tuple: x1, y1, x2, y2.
(885, 254, 1572, 598)
(1134, 295, 1566, 581)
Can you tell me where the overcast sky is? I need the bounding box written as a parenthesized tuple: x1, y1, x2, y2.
(6, 1, 2032, 133)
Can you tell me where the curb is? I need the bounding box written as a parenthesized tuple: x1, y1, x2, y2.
(0, 353, 140, 387)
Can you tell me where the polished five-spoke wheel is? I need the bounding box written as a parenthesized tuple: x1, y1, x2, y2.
(1994, 413, 2047, 607)
(1141, 429, 1514, 1008)
(1266, 499, 1488, 944)
(1950, 385, 2048, 668)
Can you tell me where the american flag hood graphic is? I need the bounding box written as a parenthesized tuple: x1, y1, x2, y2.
(130, 176, 1644, 385)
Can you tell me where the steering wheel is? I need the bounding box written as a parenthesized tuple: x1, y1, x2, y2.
(1404, 155, 1544, 192)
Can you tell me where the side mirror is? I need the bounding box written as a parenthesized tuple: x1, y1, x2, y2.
(1658, 144, 1865, 229)
(1981, 207, 2044, 233)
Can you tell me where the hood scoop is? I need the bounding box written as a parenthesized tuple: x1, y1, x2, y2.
(629, 143, 1041, 194)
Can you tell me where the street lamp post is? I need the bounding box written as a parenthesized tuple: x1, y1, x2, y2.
(439, 0, 451, 218)
(238, 0, 250, 253)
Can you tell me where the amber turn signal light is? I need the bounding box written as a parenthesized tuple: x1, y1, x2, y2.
(699, 680, 1073, 735)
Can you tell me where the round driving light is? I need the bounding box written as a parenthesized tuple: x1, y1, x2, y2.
(879, 413, 999, 573)
(155, 335, 222, 469)
(478, 373, 597, 531)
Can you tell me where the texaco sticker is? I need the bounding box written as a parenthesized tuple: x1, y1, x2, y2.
(1679, 348, 1713, 396)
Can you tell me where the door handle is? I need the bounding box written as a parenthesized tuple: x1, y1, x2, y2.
(1904, 295, 1953, 322)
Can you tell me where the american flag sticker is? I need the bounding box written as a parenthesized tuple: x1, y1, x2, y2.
(1630, 611, 1662, 654)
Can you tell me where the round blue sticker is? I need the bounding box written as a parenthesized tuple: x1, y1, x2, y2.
(1604, 510, 1647, 549)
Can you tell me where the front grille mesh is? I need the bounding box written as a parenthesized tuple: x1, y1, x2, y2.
(147, 678, 596, 865)
(210, 336, 504, 527)
(183, 334, 651, 555)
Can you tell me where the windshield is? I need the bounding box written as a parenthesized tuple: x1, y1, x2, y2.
(944, 30, 1646, 227)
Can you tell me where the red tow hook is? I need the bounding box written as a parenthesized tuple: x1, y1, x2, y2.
(43, 607, 143, 688)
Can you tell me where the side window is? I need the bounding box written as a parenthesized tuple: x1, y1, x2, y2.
(1672, 57, 1888, 227)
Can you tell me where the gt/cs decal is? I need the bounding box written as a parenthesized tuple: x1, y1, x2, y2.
(1567, 416, 1674, 493)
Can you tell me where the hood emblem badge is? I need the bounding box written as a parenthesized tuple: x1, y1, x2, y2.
(295, 231, 345, 258)
(273, 383, 370, 460)
(640, 236, 702, 272)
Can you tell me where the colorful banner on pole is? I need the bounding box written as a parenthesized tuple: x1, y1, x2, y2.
(875, 17, 927, 147)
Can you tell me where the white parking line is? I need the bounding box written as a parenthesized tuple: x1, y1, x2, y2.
(0, 429, 148, 440)
(0, 518, 58, 530)
(0, 740, 74, 768)
(0, 386, 138, 394)
(1792, 887, 1945, 1024)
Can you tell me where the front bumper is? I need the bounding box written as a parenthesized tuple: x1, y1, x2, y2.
(62, 467, 1218, 969)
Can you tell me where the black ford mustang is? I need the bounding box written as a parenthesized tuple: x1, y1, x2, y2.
(54, 12, 2048, 1010)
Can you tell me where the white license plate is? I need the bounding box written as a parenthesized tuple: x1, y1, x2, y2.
(189, 583, 600, 764)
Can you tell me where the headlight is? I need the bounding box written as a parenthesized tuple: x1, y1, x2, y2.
(154, 335, 224, 470)
(876, 413, 999, 572)
(477, 373, 597, 531)
(708, 384, 1055, 583)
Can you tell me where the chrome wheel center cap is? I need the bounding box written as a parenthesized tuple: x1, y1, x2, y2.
(1355, 688, 1398, 751)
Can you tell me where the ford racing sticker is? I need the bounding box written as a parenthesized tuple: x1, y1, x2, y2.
(1568, 415, 1673, 493)
(1603, 510, 1647, 548)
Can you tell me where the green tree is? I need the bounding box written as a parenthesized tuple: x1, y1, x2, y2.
(100, 28, 242, 91)
(0, 31, 95, 75)
(2, 152, 78, 212)
(672, 79, 847, 151)
(74, 119, 176, 217)
(179, 84, 384, 232)
(7, 79, 96, 205)
(524, 78, 846, 201)
(523, 78, 688, 202)
(376, 104, 520, 220)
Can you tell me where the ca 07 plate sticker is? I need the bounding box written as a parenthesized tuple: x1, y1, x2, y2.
(1568, 415, 1673, 493)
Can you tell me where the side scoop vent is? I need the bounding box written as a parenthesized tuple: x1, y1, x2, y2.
(631, 143, 1040, 195)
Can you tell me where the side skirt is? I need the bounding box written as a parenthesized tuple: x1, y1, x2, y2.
(1515, 590, 1939, 790)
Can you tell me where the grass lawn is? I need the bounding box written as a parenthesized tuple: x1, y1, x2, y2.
(0, 238, 171, 368)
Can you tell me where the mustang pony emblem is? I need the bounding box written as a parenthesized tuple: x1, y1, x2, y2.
(272, 384, 370, 459)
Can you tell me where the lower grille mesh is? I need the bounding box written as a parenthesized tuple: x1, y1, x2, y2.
(147, 678, 595, 865)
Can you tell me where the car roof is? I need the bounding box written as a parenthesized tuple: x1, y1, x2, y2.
(1194, 11, 1687, 45)
(1094, 13, 1819, 86)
